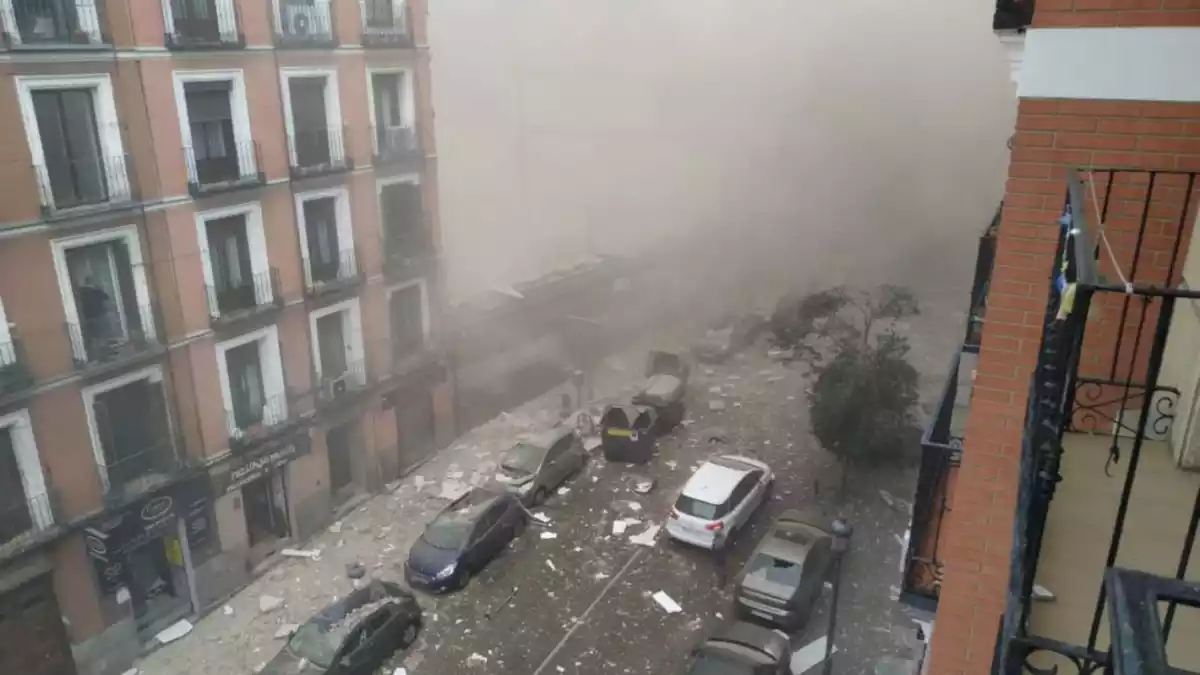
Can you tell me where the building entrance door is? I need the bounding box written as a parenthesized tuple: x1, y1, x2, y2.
(242, 472, 289, 548)
(396, 390, 436, 475)
(128, 529, 192, 636)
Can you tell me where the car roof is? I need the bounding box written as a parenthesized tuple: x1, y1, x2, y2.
(313, 580, 411, 622)
(700, 621, 787, 664)
(441, 488, 504, 521)
(521, 427, 573, 449)
(682, 457, 757, 503)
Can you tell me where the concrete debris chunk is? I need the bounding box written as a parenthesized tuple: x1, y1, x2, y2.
(540, 532, 558, 540)
(531, 512, 551, 524)
(154, 619, 192, 644)
(274, 624, 299, 639)
(652, 591, 682, 614)
(222, 604, 234, 616)
(466, 653, 489, 667)
(258, 595, 285, 614)
(629, 524, 661, 547)
(393, 669, 408, 675)
(708, 400, 726, 411)
(280, 548, 321, 560)
(328, 521, 343, 533)
(612, 518, 641, 535)
(439, 479, 470, 501)
(546, 559, 557, 572)
(1033, 584, 1056, 601)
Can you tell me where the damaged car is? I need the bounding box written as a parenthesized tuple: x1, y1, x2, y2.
(405, 488, 527, 592)
(684, 621, 791, 674)
(667, 454, 773, 550)
(263, 580, 421, 675)
(494, 427, 587, 505)
(734, 510, 834, 630)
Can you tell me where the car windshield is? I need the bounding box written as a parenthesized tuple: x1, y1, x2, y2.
(286, 620, 342, 668)
(501, 443, 545, 475)
(688, 652, 759, 675)
(744, 552, 804, 591)
(421, 516, 474, 550)
(676, 494, 722, 520)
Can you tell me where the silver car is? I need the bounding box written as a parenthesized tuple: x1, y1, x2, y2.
(494, 428, 587, 506)
(666, 454, 773, 550)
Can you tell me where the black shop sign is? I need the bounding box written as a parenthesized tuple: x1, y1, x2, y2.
(84, 477, 212, 596)
(212, 436, 310, 496)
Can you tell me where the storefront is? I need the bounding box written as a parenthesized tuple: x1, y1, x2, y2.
(210, 435, 311, 558)
(82, 477, 212, 639)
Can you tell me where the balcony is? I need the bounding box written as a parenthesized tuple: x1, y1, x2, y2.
(34, 150, 133, 215)
(382, 230, 434, 281)
(100, 440, 179, 502)
(4, 0, 107, 48)
(314, 359, 371, 410)
(305, 248, 362, 297)
(994, 0, 1034, 32)
(359, 0, 410, 47)
(0, 333, 33, 399)
(0, 489, 60, 556)
(66, 305, 161, 373)
(206, 269, 282, 328)
(164, 0, 242, 48)
(372, 124, 421, 167)
(274, 0, 334, 48)
(185, 140, 263, 196)
(288, 126, 352, 179)
(226, 391, 297, 449)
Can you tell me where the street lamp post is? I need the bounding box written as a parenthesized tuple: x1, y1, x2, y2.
(823, 518, 854, 675)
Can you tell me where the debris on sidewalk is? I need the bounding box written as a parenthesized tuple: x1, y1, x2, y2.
(625, 474, 655, 494)
(273, 624, 298, 639)
(612, 518, 640, 535)
(222, 605, 233, 616)
(439, 480, 470, 500)
(258, 595, 284, 614)
(154, 620, 193, 645)
(546, 559, 557, 572)
(328, 521, 343, 534)
(280, 548, 321, 560)
(708, 400, 726, 411)
(652, 591, 682, 614)
(466, 653, 489, 667)
(346, 562, 366, 579)
(791, 636, 837, 674)
(540, 532, 558, 540)
(531, 511, 551, 524)
(629, 524, 661, 547)
(1033, 584, 1056, 602)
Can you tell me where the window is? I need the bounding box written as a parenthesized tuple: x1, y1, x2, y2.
(370, 71, 414, 158)
(388, 281, 427, 360)
(185, 81, 237, 184)
(17, 75, 126, 212)
(216, 325, 287, 438)
(315, 312, 347, 379)
(0, 415, 50, 546)
(379, 179, 424, 261)
(362, 0, 395, 29)
(281, 69, 343, 171)
(168, 0, 221, 42)
(90, 373, 173, 493)
(326, 420, 356, 493)
(197, 203, 271, 319)
(8, 0, 102, 46)
(309, 298, 364, 384)
(304, 198, 339, 282)
(226, 341, 264, 428)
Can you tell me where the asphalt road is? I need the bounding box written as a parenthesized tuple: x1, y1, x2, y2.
(389, 349, 922, 675)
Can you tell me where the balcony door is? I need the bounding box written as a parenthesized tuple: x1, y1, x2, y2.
(32, 88, 108, 208)
(372, 73, 406, 152)
(0, 428, 32, 545)
(303, 197, 340, 283)
(363, 0, 393, 29)
(227, 341, 265, 429)
(206, 214, 255, 314)
(93, 379, 170, 491)
(389, 283, 425, 359)
(65, 241, 141, 358)
(13, 0, 81, 43)
(380, 182, 422, 259)
(185, 81, 238, 184)
(316, 311, 348, 381)
(170, 0, 221, 42)
(289, 77, 330, 167)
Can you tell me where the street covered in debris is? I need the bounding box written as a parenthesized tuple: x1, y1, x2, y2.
(133, 285, 965, 675)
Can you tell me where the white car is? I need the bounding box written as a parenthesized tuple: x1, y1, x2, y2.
(666, 454, 773, 550)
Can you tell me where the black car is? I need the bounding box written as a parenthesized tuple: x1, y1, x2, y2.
(685, 621, 791, 674)
(261, 580, 420, 675)
(734, 510, 834, 630)
(405, 488, 527, 592)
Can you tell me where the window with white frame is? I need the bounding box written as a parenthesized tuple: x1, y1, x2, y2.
(51, 226, 155, 364)
(0, 297, 13, 369)
(388, 278, 428, 361)
(163, 0, 239, 44)
(280, 68, 343, 169)
(196, 203, 272, 319)
(367, 69, 415, 158)
(310, 298, 365, 389)
(378, 175, 425, 265)
(16, 75, 129, 211)
(0, 410, 51, 545)
(83, 367, 175, 494)
(3, 0, 104, 46)
(174, 70, 256, 187)
(295, 188, 355, 288)
(216, 325, 287, 438)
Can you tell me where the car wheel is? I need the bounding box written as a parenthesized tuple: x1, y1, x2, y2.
(401, 623, 419, 646)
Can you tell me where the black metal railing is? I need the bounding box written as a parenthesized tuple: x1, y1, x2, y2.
(372, 124, 420, 165)
(359, 0, 410, 46)
(185, 140, 262, 194)
(382, 229, 433, 277)
(994, 0, 1034, 31)
(994, 169, 1200, 675)
(966, 204, 1000, 350)
(0, 334, 32, 396)
(101, 440, 178, 497)
(66, 305, 158, 369)
(315, 358, 370, 405)
(274, 0, 334, 46)
(206, 268, 281, 322)
(0, 489, 57, 549)
(226, 391, 291, 444)
(34, 151, 133, 213)
(288, 126, 351, 177)
(6, 0, 106, 45)
(165, 0, 241, 47)
(306, 247, 360, 291)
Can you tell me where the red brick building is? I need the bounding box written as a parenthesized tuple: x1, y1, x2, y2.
(0, 2, 453, 674)
(908, 2, 1200, 675)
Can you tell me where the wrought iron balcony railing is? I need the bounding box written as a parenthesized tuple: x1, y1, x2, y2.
(0, 333, 32, 397)
(206, 268, 282, 324)
(0, 489, 58, 551)
(34, 149, 133, 214)
(359, 0, 410, 47)
(184, 140, 263, 194)
(66, 304, 159, 370)
(372, 124, 421, 166)
(226, 391, 292, 446)
(382, 229, 434, 278)
(6, 0, 107, 46)
(274, 0, 334, 47)
(315, 358, 370, 407)
(100, 440, 179, 497)
(288, 126, 352, 177)
(305, 247, 361, 293)
(164, 0, 241, 48)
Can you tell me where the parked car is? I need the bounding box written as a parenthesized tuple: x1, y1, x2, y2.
(262, 580, 421, 675)
(684, 621, 791, 674)
(493, 427, 587, 505)
(405, 488, 526, 592)
(666, 454, 773, 550)
(600, 404, 658, 463)
(735, 510, 835, 630)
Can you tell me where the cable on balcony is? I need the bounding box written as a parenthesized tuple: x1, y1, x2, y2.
(1085, 170, 1134, 295)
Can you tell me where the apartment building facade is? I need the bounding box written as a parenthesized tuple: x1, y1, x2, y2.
(0, 1, 453, 674)
(903, 3, 1200, 675)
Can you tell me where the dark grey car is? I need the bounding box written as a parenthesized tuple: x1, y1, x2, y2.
(685, 621, 791, 674)
(493, 427, 587, 505)
(734, 510, 834, 630)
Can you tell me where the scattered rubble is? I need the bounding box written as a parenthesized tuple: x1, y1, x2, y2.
(708, 400, 726, 411)
(540, 532, 558, 540)
(273, 624, 298, 640)
(154, 620, 192, 645)
(280, 548, 320, 561)
(258, 595, 284, 614)
(629, 524, 661, 547)
(652, 591, 682, 614)
(466, 653, 489, 667)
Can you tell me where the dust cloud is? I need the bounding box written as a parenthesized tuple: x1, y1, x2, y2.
(429, 0, 1016, 308)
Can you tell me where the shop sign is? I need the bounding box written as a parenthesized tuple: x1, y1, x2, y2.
(213, 437, 311, 496)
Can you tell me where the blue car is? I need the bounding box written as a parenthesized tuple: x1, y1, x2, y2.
(404, 488, 527, 592)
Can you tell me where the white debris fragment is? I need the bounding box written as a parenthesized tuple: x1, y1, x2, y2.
(274, 624, 299, 639)
(708, 386, 723, 394)
(280, 548, 321, 560)
(879, 489, 896, 508)
(531, 512, 551, 524)
(439, 480, 470, 500)
(627, 502, 642, 512)
(557, 487, 570, 496)
(594, 572, 610, 580)
(629, 524, 661, 547)
(413, 475, 428, 490)
(466, 653, 489, 667)
(258, 595, 285, 613)
(664, 460, 677, 470)
(222, 605, 234, 616)
(328, 521, 343, 534)
(155, 619, 193, 644)
(708, 400, 726, 411)
(652, 591, 682, 614)
(791, 636, 837, 674)
(584, 437, 602, 452)
(393, 669, 408, 675)
(715, 612, 723, 619)
(1033, 584, 1056, 601)
(540, 532, 558, 540)
(546, 559, 557, 571)
(121, 669, 141, 675)
(612, 518, 640, 535)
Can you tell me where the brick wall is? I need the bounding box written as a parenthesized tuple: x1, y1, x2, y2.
(1034, 0, 1200, 28)
(928, 97, 1200, 675)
